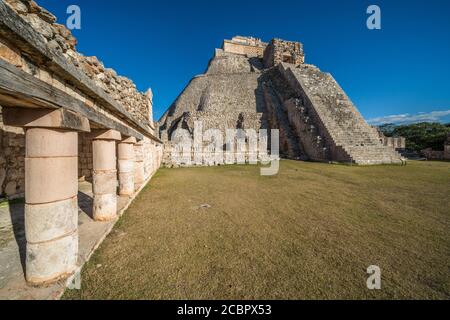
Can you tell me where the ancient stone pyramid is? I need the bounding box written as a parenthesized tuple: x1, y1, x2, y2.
(159, 36, 403, 165)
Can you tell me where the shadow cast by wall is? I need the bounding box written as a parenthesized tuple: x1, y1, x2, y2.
(7, 199, 26, 276)
(78, 191, 93, 220)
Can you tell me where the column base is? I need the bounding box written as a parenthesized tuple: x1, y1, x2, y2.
(26, 232, 78, 286)
(93, 194, 118, 221)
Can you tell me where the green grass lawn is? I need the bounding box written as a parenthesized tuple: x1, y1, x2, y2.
(64, 160, 450, 300)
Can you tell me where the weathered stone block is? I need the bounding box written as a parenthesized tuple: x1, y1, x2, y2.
(0, 40, 23, 67)
(25, 197, 78, 243)
(26, 128, 77, 157)
(3, 108, 90, 132)
(92, 140, 116, 170)
(93, 194, 117, 221)
(118, 160, 134, 173)
(92, 171, 117, 195)
(118, 143, 135, 160)
(118, 172, 134, 196)
(25, 157, 78, 204)
(5, 181, 17, 196)
(26, 232, 78, 285)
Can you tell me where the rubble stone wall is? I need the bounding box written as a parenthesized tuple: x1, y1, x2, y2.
(207, 50, 264, 75)
(0, 0, 162, 198)
(381, 136, 406, 150)
(0, 107, 25, 198)
(1, 0, 153, 126)
(445, 144, 450, 160)
(142, 136, 163, 179)
(421, 148, 445, 160)
(78, 133, 93, 182)
(222, 36, 267, 58)
(264, 39, 305, 68)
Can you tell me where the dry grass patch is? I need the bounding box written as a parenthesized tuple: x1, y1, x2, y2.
(64, 161, 450, 299)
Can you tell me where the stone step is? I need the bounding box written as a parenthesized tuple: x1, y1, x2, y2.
(284, 65, 403, 164)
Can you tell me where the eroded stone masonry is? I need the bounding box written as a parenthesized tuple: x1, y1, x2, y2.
(0, 0, 162, 286)
(160, 36, 403, 166)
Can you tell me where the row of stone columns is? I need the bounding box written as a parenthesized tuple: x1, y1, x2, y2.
(3, 108, 150, 285)
(134, 140, 145, 190)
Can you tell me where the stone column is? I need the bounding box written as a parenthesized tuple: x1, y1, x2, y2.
(118, 137, 136, 196)
(91, 130, 121, 221)
(2, 108, 90, 285)
(134, 140, 145, 191)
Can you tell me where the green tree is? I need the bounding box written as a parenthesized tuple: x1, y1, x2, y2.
(381, 122, 450, 152)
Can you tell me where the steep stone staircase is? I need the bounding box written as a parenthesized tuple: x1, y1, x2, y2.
(262, 79, 303, 159)
(264, 67, 330, 162)
(278, 64, 404, 165)
(282, 97, 330, 161)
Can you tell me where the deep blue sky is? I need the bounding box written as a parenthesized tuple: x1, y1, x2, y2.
(38, 0, 450, 123)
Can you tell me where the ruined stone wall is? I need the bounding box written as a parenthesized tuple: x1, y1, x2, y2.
(78, 133, 93, 182)
(207, 50, 264, 74)
(222, 36, 267, 58)
(263, 39, 305, 68)
(444, 144, 450, 160)
(381, 136, 406, 150)
(0, 107, 25, 198)
(421, 148, 445, 160)
(445, 134, 450, 160)
(374, 128, 406, 151)
(142, 137, 163, 178)
(2, 0, 153, 126)
(0, 0, 161, 198)
(421, 134, 450, 161)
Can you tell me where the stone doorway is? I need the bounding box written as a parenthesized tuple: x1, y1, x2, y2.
(282, 53, 294, 64)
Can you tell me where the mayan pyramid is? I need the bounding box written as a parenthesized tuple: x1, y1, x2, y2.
(159, 36, 403, 165)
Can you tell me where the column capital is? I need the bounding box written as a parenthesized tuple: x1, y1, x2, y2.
(135, 139, 145, 146)
(90, 129, 122, 141)
(2, 107, 90, 132)
(121, 136, 137, 144)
